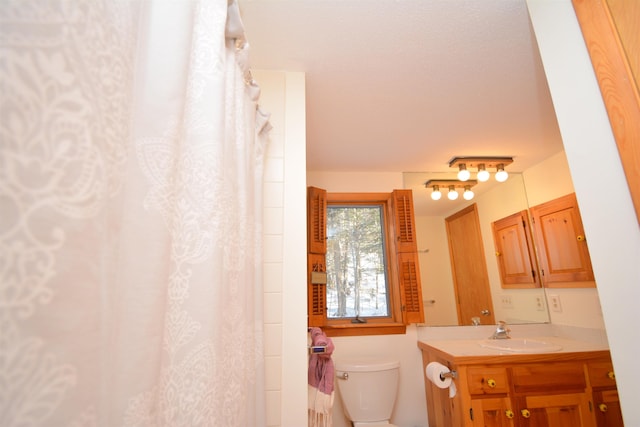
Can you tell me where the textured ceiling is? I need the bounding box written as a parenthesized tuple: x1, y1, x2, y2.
(238, 0, 566, 212)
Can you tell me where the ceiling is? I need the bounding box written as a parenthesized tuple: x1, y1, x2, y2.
(238, 0, 566, 213)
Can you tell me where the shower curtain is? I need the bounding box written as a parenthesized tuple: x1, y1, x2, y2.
(0, 0, 270, 425)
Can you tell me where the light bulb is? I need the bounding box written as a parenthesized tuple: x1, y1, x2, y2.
(495, 164, 509, 182)
(463, 186, 474, 200)
(430, 185, 442, 200)
(447, 186, 459, 200)
(457, 164, 470, 181)
(477, 164, 490, 182)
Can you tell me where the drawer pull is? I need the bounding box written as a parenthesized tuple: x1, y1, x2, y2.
(505, 410, 514, 419)
(487, 378, 497, 388)
(607, 371, 616, 380)
(599, 403, 608, 413)
(521, 409, 531, 418)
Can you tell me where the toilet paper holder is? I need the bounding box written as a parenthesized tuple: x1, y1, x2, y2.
(439, 370, 458, 380)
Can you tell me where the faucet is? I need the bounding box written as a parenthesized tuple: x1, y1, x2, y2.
(490, 320, 511, 339)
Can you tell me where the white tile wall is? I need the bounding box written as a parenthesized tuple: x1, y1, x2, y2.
(261, 70, 286, 426)
(258, 70, 308, 427)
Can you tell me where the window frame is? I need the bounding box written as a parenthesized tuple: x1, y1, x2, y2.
(307, 187, 424, 337)
(325, 193, 403, 329)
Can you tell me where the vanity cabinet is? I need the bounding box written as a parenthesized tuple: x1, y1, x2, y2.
(588, 361, 624, 426)
(418, 342, 623, 427)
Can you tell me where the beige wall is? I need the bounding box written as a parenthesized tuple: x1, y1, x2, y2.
(524, 151, 606, 329)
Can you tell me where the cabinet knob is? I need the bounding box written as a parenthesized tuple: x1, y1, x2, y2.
(495, 251, 501, 256)
(521, 409, 531, 418)
(487, 378, 497, 388)
(607, 371, 616, 380)
(577, 235, 585, 241)
(505, 410, 514, 419)
(599, 403, 608, 413)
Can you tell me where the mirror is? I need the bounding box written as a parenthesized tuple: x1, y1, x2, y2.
(403, 171, 550, 326)
(307, 165, 560, 326)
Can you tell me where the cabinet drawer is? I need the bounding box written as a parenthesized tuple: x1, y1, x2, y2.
(467, 367, 509, 395)
(588, 361, 617, 388)
(512, 363, 586, 394)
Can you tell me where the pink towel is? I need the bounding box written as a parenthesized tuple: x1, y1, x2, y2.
(308, 327, 335, 394)
(308, 327, 335, 427)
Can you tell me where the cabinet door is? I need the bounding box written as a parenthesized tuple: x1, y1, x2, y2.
(492, 210, 540, 288)
(516, 393, 595, 427)
(592, 389, 624, 427)
(471, 397, 516, 427)
(530, 193, 595, 287)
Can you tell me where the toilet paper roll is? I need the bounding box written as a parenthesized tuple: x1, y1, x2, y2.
(425, 362, 457, 398)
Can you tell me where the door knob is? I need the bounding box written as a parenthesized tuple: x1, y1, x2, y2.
(481, 309, 491, 316)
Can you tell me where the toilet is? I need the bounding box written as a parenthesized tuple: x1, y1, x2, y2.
(334, 359, 400, 427)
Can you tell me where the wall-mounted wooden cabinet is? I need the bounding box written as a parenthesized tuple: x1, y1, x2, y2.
(530, 193, 595, 288)
(491, 193, 595, 289)
(491, 210, 540, 288)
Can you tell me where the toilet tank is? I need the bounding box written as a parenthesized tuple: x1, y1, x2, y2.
(334, 359, 400, 422)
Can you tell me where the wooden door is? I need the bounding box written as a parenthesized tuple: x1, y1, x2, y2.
(471, 397, 516, 427)
(529, 193, 595, 287)
(445, 204, 495, 326)
(516, 393, 595, 427)
(572, 0, 640, 224)
(593, 390, 624, 427)
(492, 210, 540, 288)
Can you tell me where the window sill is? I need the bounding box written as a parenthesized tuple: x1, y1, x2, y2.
(321, 323, 407, 337)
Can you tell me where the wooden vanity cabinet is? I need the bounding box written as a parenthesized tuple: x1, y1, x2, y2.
(588, 361, 623, 426)
(418, 342, 623, 427)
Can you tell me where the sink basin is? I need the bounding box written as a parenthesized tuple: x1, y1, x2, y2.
(479, 338, 562, 353)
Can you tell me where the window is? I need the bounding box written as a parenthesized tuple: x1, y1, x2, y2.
(307, 187, 424, 336)
(327, 204, 390, 319)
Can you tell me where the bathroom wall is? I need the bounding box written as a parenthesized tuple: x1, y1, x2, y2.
(523, 151, 606, 330)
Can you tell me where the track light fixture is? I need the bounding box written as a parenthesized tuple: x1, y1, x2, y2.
(425, 179, 477, 202)
(448, 156, 514, 182)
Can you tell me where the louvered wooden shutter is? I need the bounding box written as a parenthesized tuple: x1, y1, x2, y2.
(392, 189, 424, 324)
(393, 189, 418, 253)
(307, 186, 327, 254)
(307, 187, 327, 326)
(398, 252, 424, 324)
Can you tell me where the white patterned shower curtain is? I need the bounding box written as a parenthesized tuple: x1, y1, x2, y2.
(0, 0, 270, 425)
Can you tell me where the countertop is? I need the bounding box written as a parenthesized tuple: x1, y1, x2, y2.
(418, 335, 611, 364)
